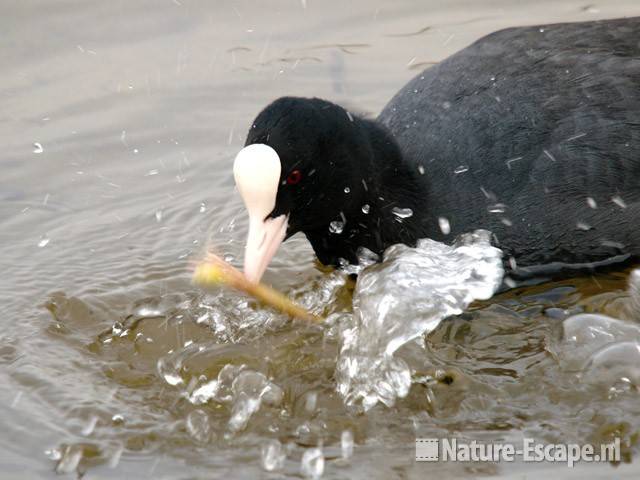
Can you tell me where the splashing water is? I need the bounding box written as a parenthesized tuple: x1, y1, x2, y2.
(390, 207, 413, 220)
(261, 439, 286, 472)
(329, 220, 345, 234)
(335, 230, 503, 410)
(300, 447, 324, 479)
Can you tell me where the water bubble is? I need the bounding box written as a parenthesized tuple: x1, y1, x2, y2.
(391, 207, 413, 221)
(44, 448, 62, 461)
(361, 204, 370, 214)
(32, 142, 44, 153)
(453, 165, 469, 174)
(329, 221, 344, 234)
(199, 202, 207, 213)
(438, 217, 450, 235)
(344, 187, 350, 194)
(186, 409, 211, 443)
(155, 209, 163, 222)
(37, 235, 50, 248)
(226, 370, 283, 432)
(417, 165, 425, 175)
(111, 413, 125, 424)
(224, 253, 235, 262)
(583, 342, 640, 386)
(261, 439, 286, 472)
(587, 197, 597, 209)
(301, 447, 324, 479)
(341, 430, 354, 459)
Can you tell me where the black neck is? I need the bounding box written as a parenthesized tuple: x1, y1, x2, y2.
(304, 116, 428, 265)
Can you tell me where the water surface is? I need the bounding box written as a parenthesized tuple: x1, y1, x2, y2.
(3, 0, 640, 478)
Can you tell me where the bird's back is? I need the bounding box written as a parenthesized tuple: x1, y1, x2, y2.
(378, 17, 640, 267)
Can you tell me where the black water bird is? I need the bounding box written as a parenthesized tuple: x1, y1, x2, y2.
(232, 17, 640, 283)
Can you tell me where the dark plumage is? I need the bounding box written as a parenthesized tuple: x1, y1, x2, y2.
(244, 17, 640, 274)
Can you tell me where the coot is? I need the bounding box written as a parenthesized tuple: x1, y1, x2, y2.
(232, 17, 640, 283)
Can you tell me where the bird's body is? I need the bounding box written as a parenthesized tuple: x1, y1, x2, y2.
(379, 17, 640, 269)
(234, 17, 640, 283)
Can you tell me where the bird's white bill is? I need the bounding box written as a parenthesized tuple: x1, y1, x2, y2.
(244, 214, 288, 284)
(233, 143, 285, 283)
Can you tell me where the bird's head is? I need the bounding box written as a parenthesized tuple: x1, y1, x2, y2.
(233, 96, 372, 283)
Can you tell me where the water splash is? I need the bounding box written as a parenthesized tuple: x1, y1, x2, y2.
(186, 409, 212, 443)
(391, 207, 413, 221)
(300, 447, 324, 479)
(329, 220, 344, 234)
(261, 439, 286, 472)
(336, 230, 503, 410)
(185, 364, 283, 433)
(341, 430, 354, 459)
(37, 234, 50, 248)
(555, 269, 640, 391)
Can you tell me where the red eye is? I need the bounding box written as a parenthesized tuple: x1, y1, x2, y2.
(286, 169, 302, 185)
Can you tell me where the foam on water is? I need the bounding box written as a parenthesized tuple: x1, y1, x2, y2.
(335, 230, 504, 410)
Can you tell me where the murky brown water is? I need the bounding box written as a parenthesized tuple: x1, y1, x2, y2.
(3, 1, 640, 478)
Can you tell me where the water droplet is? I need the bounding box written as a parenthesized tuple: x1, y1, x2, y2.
(224, 253, 235, 262)
(453, 165, 469, 174)
(438, 217, 450, 235)
(157, 357, 183, 386)
(111, 413, 125, 424)
(199, 202, 206, 213)
(55, 445, 83, 474)
(155, 209, 163, 222)
(612, 196, 627, 209)
(261, 439, 286, 472)
(361, 204, 370, 214)
(81, 416, 98, 436)
(587, 197, 597, 209)
(576, 221, 592, 231)
(37, 235, 50, 248)
(344, 187, 350, 194)
(329, 221, 344, 234)
(391, 207, 413, 221)
(44, 448, 62, 461)
(304, 391, 317, 412)
(487, 203, 506, 214)
(33, 142, 44, 153)
(186, 409, 211, 443)
(417, 165, 425, 175)
(341, 430, 354, 459)
(301, 447, 324, 479)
